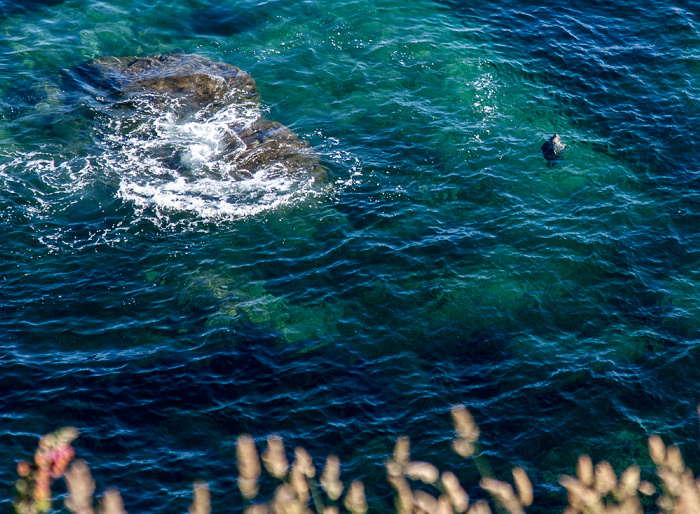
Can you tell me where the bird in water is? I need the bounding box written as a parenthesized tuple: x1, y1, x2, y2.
(541, 134, 565, 166)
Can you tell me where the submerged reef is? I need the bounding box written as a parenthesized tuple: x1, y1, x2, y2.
(80, 53, 327, 182)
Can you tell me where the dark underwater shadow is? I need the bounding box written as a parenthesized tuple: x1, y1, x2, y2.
(188, 3, 261, 37)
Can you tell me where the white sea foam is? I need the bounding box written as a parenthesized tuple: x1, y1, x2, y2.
(97, 94, 324, 222)
(0, 92, 353, 241)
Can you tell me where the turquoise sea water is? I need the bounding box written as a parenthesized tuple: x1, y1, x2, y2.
(1, 0, 699, 511)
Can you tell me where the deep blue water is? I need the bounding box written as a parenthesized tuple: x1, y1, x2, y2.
(1, 0, 699, 511)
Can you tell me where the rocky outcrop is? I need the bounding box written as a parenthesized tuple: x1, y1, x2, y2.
(82, 53, 327, 182)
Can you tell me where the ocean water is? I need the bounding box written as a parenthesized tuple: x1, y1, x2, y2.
(0, 0, 699, 511)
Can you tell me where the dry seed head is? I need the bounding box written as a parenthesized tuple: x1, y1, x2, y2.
(99, 488, 126, 514)
(576, 454, 594, 488)
(657, 467, 682, 497)
(618, 496, 643, 514)
(559, 475, 602, 511)
(648, 435, 666, 466)
(394, 436, 411, 465)
(452, 438, 475, 458)
(479, 477, 524, 514)
(344, 481, 367, 514)
(244, 505, 270, 514)
(387, 475, 413, 514)
(320, 455, 343, 501)
(617, 465, 640, 499)
(188, 482, 210, 514)
(656, 494, 685, 514)
(665, 445, 685, 475)
(293, 447, 316, 478)
(656, 494, 674, 512)
(405, 461, 440, 484)
(437, 495, 454, 514)
(512, 466, 533, 507)
(385, 458, 403, 478)
(387, 474, 410, 492)
(638, 480, 655, 496)
(594, 461, 617, 496)
(57, 427, 80, 446)
(451, 405, 480, 442)
(235, 435, 261, 500)
(321, 455, 341, 483)
(290, 466, 310, 504)
(441, 471, 469, 512)
(680, 471, 700, 513)
(412, 490, 438, 513)
(237, 435, 261, 481)
(64, 459, 96, 514)
(466, 500, 492, 514)
(323, 508, 339, 514)
(272, 484, 297, 514)
(262, 436, 289, 479)
(41, 433, 58, 450)
(672, 472, 699, 512)
(238, 478, 260, 500)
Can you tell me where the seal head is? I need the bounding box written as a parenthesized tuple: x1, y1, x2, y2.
(541, 133, 565, 164)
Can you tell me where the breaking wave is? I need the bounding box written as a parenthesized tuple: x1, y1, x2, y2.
(95, 93, 328, 222)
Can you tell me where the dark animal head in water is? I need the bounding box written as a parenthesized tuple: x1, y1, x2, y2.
(541, 133, 565, 164)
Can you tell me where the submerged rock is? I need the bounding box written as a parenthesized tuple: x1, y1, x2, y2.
(541, 133, 566, 164)
(81, 53, 327, 182)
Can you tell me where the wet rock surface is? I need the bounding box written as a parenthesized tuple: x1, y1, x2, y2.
(82, 53, 327, 182)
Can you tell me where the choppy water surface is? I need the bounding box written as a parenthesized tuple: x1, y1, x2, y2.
(1, 0, 700, 511)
